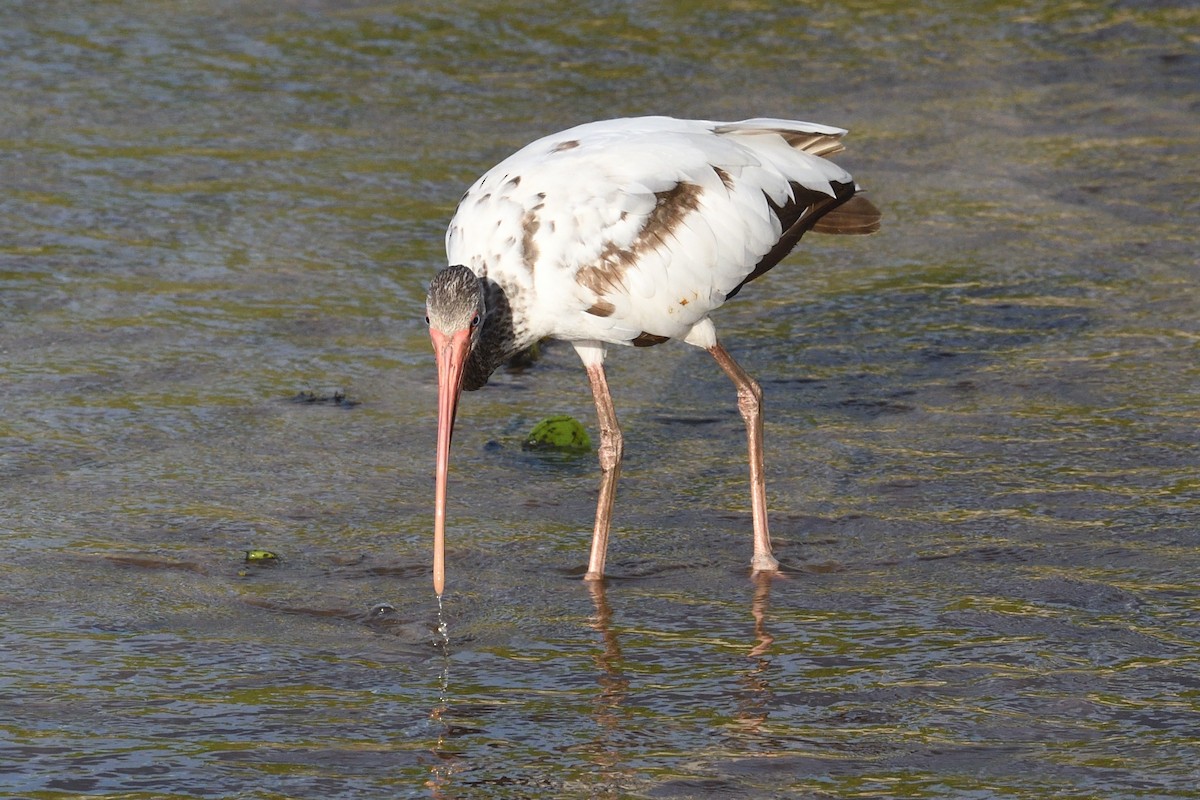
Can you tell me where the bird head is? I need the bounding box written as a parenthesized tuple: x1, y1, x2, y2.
(426, 265, 486, 596)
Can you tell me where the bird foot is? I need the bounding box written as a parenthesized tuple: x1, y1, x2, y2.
(750, 553, 782, 576)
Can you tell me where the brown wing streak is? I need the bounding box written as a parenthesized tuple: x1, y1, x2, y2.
(576, 182, 703, 307)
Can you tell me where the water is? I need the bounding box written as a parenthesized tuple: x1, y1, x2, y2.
(2, 1, 1198, 797)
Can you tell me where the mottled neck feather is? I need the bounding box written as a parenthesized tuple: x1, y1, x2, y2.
(462, 278, 532, 391)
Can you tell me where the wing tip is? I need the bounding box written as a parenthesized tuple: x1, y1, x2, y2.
(811, 194, 882, 235)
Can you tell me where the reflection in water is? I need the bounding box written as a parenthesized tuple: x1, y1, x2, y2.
(585, 581, 632, 798)
(736, 574, 777, 735)
(748, 573, 776, 659)
(584, 577, 780, 778)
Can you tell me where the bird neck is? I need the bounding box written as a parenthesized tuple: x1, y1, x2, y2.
(462, 278, 532, 390)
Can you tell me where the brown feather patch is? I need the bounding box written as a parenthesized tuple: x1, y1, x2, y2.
(576, 181, 703, 299)
(632, 332, 670, 347)
(776, 131, 846, 157)
(712, 165, 735, 190)
(713, 124, 846, 158)
(521, 209, 540, 273)
(811, 194, 882, 235)
(586, 300, 616, 317)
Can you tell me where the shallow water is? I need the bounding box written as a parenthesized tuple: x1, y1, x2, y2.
(2, 2, 1199, 798)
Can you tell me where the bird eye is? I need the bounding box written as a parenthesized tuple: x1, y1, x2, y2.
(470, 313, 481, 328)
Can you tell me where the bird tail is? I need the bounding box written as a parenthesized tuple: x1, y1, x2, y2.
(811, 193, 881, 235)
(713, 118, 882, 235)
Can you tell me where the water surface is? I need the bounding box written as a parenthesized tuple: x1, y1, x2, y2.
(2, 2, 1198, 798)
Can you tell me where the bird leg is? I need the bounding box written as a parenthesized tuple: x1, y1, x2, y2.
(707, 343, 780, 574)
(584, 362, 623, 581)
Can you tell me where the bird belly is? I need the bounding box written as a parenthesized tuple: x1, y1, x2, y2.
(525, 278, 720, 349)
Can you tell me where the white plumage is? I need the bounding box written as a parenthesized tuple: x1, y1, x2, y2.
(426, 116, 879, 595)
(445, 116, 863, 350)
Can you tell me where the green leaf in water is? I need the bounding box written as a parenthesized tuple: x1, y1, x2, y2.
(523, 415, 592, 453)
(243, 549, 280, 564)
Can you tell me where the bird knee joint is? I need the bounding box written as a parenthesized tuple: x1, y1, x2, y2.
(598, 444, 621, 472)
(597, 430, 623, 472)
(737, 383, 762, 416)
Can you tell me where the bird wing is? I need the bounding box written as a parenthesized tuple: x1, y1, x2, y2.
(445, 117, 865, 346)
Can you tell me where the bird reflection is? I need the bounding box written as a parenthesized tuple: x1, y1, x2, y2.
(584, 580, 633, 798)
(584, 574, 778, 762)
(735, 573, 777, 734)
(423, 576, 778, 795)
(748, 572, 776, 658)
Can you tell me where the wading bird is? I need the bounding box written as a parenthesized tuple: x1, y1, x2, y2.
(426, 116, 879, 596)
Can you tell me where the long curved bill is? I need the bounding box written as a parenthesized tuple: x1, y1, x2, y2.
(431, 326, 471, 597)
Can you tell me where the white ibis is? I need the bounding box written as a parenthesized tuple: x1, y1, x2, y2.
(426, 116, 880, 596)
